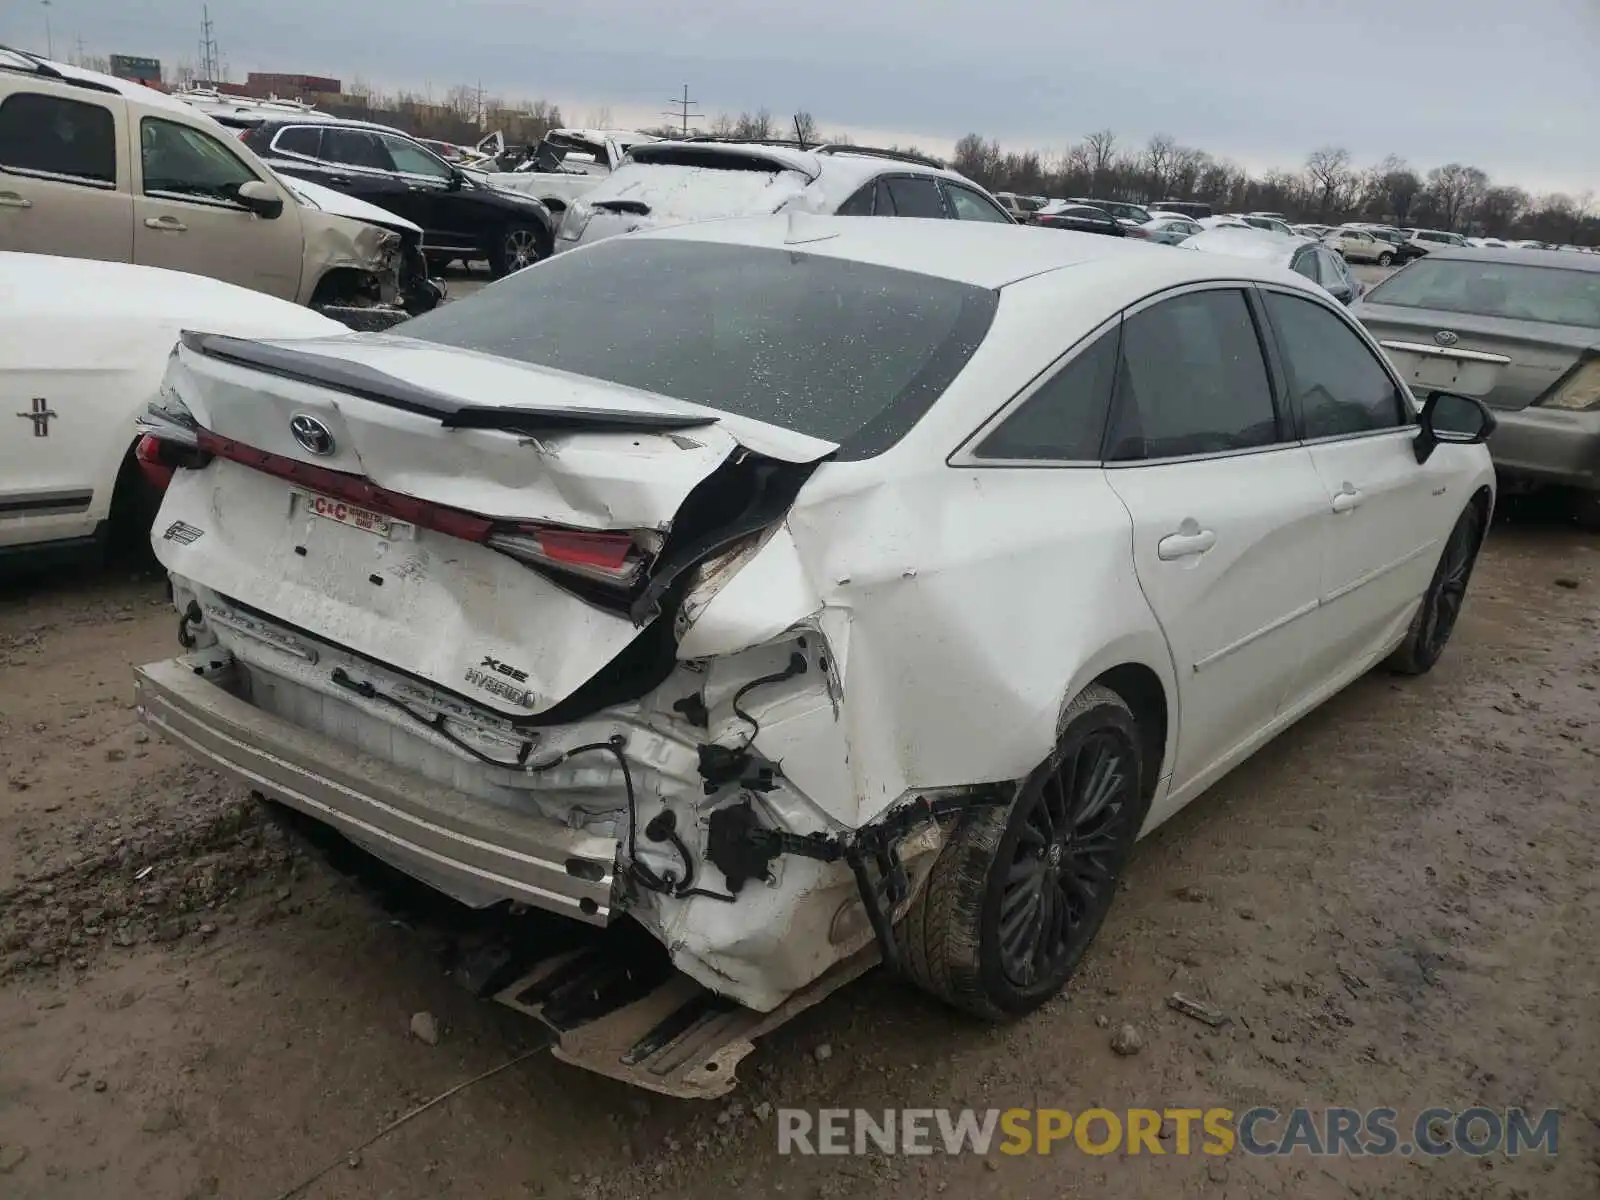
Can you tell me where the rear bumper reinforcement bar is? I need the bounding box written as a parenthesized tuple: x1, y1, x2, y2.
(133, 655, 618, 924)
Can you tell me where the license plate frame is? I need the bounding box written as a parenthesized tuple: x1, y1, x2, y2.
(303, 492, 394, 538)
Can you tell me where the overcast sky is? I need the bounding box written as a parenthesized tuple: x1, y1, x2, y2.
(5, 0, 1597, 194)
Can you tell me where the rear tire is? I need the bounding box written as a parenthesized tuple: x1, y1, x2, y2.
(1378, 251, 1394, 266)
(1386, 501, 1485, 675)
(488, 224, 547, 278)
(898, 684, 1146, 1020)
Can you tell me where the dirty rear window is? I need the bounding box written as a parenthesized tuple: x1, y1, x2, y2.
(1365, 259, 1600, 328)
(396, 239, 998, 458)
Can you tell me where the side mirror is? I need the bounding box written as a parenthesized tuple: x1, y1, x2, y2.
(446, 169, 465, 191)
(1413, 390, 1497, 464)
(235, 179, 284, 220)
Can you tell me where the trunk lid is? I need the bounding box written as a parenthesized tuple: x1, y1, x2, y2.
(155, 334, 833, 718)
(1357, 302, 1595, 411)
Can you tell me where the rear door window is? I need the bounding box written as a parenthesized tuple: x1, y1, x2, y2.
(322, 129, 394, 171)
(884, 175, 946, 218)
(1105, 289, 1282, 460)
(272, 126, 323, 158)
(835, 183, 875, 215)
(0, 92, 116, 185)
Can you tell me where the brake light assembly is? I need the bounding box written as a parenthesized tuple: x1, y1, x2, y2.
(138, 393, 652, 594)
(1537, 357, 1600, 411)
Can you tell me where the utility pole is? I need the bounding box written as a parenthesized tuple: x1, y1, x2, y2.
(198, 5, 220, 83)
(662, 84, 701, 137)
(40, 1, 53, 59)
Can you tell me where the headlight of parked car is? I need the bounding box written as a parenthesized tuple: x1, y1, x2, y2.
(558, 200, 594, 243)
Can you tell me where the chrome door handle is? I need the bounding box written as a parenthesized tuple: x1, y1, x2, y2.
(1331, 485, 1364, 513)
(0, 191, 33, 208)
(1157, 527, 1217, 561)
(144, 216, 188, 231)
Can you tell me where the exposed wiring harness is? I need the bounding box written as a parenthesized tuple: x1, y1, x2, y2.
(329, 667, 735, 901)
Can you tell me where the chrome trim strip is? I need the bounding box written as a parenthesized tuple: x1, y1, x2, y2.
(1379, 340, 1511, 365)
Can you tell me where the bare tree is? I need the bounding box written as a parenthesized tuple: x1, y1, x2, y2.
(1084, 129, 1116, 192)
(792, 111, 818, 147)
(1477, 185, 1529, 234)
(733, 108, 773, 140)
(1143, 133, 1176, 199)
(1425, 163, 1489, 231)
(1304, 146, 1352, 218)
(585, 105, 614, 129)
(709, 112, 735, 137)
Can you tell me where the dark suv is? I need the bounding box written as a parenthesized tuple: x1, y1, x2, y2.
(239, 117, 557, 276)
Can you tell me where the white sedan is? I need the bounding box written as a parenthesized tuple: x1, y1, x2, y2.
(0, 253, 344, 570)
(134, 217, 1496, 1094)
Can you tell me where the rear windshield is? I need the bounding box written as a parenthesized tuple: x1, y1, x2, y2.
(395, 239, 998, 458)
(1365, 259, 1600, 328)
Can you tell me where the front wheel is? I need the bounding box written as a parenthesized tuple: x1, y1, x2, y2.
(1377, 251, 1395, 267)
(1386, 501, 1485, 675)
(898, 684, 1147, 1020)
(488, 224, 547, 278)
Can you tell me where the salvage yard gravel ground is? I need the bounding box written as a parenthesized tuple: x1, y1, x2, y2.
(0, 504, 1596, 1199)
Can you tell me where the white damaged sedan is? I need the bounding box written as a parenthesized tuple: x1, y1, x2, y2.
(135, 216, 1497, 1095)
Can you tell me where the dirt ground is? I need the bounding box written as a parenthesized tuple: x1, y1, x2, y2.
(1, 506, 1595, 1200)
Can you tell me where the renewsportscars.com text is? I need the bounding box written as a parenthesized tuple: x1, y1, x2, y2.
(777, 1107, 1560, 1158)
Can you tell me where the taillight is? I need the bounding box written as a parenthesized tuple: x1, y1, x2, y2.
(136, 381, 214, 469)
(1124, 227, 1149, 237)
(486, 524, 644, 587)
(172, 423, 649, 590)
(1537, 359, 1600, 411)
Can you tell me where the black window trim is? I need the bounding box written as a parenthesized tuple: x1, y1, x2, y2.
(1100, 280, 1296, 469)
(0, 90, 119, 190)
(948, 313, 1123, 468)
(1253, 281, 1419, 446)
(138, 114, 263, 211)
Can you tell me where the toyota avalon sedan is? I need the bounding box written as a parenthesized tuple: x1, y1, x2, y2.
(133, 216, 1496, 1095)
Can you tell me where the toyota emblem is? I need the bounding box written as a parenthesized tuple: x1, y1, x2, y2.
(289, 414, 336, 456)
(1433, 330, 1459, 347)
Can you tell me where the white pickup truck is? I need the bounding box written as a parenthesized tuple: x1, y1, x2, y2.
(485, 128, 661, 215)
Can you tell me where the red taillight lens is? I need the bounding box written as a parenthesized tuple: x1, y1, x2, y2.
(1125, 227, 1148, 237)
(191, 428, 647, 589)
(486, 524, 643, 587)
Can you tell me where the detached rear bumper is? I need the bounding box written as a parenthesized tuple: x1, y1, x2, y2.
(133, 656, 618, 924)
(1488, 405, 1600, 491)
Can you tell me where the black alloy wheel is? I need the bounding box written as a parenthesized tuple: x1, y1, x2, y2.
(1387, 502, 1485, 675)
(996, 726, 1140, 989)
(898, 684, 1148, 1019)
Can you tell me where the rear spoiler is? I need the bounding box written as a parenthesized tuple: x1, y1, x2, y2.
(178, 332, 720, 436)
